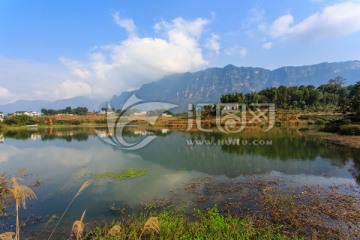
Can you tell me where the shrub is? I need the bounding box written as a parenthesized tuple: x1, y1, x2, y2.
(338, 125, 360, 135)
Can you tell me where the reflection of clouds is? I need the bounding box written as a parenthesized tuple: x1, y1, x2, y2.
(90, 167, 205, 205)
(33, 147, 93, 168)
(0, 145, 18, 163)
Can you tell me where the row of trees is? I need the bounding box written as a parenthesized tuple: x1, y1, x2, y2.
(41, 106, 88, 115)
(220, 77, 360, 116)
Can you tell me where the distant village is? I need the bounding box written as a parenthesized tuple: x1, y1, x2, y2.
(0, 109, 174, 123)
(0, 111, 40, 122)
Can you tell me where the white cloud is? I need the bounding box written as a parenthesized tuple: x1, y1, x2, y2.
(0, 86, 16, 104)
(269, 14, 294, 38)
(74, 15, 212, 97)
(224, 46, 248, 57)
(205, 34, 220, 54)
(0, 86, 10, 97)
(59, 57, 91, 79)
(0, 15, 216, 103)
(56, 80, 92, 99)
(113, 12, 137, 36)
(262, 41, 273, 49)
(268, 2, 360, 41)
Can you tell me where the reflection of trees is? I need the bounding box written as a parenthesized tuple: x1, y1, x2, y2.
(134, 130, 360, 180)
(3, 127, 96, 142)
(350, 153, 360, 185)
(4, 130, 33, 140)
(41, 133, 89, 142)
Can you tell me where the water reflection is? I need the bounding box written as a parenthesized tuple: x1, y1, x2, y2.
(0, 127, 360, 225)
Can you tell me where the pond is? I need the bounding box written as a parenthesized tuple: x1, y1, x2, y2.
(0, 127, 359, 236)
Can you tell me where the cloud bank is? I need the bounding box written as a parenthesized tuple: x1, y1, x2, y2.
(0, 14, 217, 104)
(267, 2, 360, 41)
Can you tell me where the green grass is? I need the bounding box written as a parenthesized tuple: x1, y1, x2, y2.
(0, 175, 11, 217)
(95, 168, 147, 182)
(83, 206, 300, 240)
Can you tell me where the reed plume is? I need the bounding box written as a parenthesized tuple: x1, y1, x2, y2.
(0, 232, 15, 240)
(48, 179, 92, 240)
(71, 210, 86, 240)
(139, 217, 160, 239)
(38, 214, 58, 237)
(8, 177, 36, 240)
(107, 225, 121, 237)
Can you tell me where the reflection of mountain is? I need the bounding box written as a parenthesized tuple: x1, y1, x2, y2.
(1, 127, 360, 183)
(131, 130, 360, 180)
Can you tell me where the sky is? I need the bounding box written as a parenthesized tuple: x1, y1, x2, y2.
(1, 0, 360, 104)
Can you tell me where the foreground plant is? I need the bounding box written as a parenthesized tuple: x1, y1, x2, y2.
(0, 232, 15, 240)
(8, 177, 37, 240)
(71, 210, 86, 240)
(48, 179, 92, 240)
(139, 217, 160, 239)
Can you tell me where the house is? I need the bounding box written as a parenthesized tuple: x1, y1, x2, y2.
(133, 111, 147, 116)
(161, 113, 172, 117)
(12, 111, 40, 117)
(13, 111, 31, 116)
(30, 111, 40, 117)
(0, 112, 4, 122)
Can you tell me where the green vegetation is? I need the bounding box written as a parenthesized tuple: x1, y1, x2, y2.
(95, 168, 147, 182)
(3, 115, 36, 126)
(41, 106, 89, 115)
(83, 206, 297, 240)
(0, 174, 11, 217)
(220, 77, 357, 112)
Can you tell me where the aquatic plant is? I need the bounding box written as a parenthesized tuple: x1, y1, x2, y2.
(48, 179, 92, 240)
(139, 217, 160, 238)
(71, 210, 86, 240)
(8, 177, 37, 240)
(107, 225, 121, 237)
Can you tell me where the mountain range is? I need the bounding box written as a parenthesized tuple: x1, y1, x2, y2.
(0, 96, 101, 115)
(110, 60, 360, 110)
(1, 60, 360, 114)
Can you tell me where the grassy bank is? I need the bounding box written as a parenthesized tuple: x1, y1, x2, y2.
(82, 206, 296, 240)
(1, 174, 360, 239)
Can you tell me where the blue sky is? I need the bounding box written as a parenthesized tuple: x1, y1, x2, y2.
(1, 0, 360, 103)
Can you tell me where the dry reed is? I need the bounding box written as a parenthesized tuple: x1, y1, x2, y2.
(0, 232, 15, 240)
(48, 179, 92, 240)
(139, 217, 160, 239)
(107, 225, 121, 237)
(8, 177, 36, 240)
(71, 210, 86, 240)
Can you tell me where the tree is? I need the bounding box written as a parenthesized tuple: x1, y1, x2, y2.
(328, 76, 345, 86)
(351, 81, 360, 120)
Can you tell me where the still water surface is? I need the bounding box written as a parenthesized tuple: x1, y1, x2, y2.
(0, 127, 359, 232)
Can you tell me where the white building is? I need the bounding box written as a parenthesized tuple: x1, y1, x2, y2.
(0, 112, 4, 122)
(12, 111, 40, 117)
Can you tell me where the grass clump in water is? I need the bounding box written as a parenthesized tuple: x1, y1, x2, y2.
(95, 168, 147, 182)
(0, 174, 11, 217)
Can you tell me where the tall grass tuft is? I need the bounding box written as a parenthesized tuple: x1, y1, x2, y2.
(0, 232, 15, 240)
(139, 217, 160, 239)
(48, 179, 92, 240)
(107, 225, 121, 237)
(8, 177, 36, 240)
(38, 214, 58, 237)
(71, 210, 86, 240)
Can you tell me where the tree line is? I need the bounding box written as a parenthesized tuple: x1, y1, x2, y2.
(220, 77, 360, 118)
(41, 106, 89, 115)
